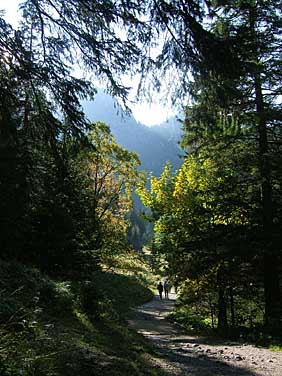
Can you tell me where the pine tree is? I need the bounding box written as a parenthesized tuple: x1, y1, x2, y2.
(145, 0, 282, 329)
(0, 1, 150, 271)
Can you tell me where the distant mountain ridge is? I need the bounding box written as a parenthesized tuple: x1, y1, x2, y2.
(82, 91, 183, 176)
(150, 116, 183, 145)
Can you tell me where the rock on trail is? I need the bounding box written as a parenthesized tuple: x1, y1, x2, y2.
(128, 293, 282, 376)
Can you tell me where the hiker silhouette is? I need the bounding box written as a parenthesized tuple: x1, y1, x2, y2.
(157, 281, 163, 300)
(164, 280, 170, 299)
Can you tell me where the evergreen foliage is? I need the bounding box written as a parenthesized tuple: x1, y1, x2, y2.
(1, 0, 281, 363)
(138, 0, 282, 332)
(0, 1, 146, 274)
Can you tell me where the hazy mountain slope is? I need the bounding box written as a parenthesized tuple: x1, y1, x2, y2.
(82, 92, 183, 250)
(82, 92, 182, 176)
(150, 116, 183, 144)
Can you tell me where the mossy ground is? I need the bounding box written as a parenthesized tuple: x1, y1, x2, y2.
(0, 252, 165, 376)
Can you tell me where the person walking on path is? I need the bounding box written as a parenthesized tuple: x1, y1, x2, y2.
(157, 281, 163, 300)
(164, 280, 170, 299)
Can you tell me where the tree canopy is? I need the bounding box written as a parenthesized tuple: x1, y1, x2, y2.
(0, 0, 281, 331)
(137, 0, 282, 330)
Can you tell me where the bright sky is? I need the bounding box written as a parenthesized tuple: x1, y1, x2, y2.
(130, 101, 175, 126)
(0, 0, 176, 126)
(1, 0, 19, 25)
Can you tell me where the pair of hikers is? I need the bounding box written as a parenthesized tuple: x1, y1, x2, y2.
(157, 280, 171, 300)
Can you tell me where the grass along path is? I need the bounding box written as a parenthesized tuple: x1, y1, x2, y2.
(0, 256, 164, 376)
(128, 292, 282, 376)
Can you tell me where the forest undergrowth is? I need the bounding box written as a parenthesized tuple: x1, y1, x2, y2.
(168, 297, 282, 351)
(0, 253, 165, 376)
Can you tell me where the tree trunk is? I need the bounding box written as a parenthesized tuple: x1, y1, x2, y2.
(263, 254, 281, 329)
(254, 57, 281, 329)
(250, 7, 281, 329)
(217, 286, 228, 330)
(229, 286, 235, 327)
(208, 294, 215, 328)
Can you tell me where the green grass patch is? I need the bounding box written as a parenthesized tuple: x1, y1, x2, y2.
(78, 271, 153, 321)
(269, 345, 282, 352)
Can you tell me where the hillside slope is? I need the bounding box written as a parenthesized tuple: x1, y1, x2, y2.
(0, 254, 165, 376)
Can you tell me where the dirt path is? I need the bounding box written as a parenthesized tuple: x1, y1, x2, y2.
(128, 292, 282, 375)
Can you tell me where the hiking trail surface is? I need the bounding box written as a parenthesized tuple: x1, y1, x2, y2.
(128, 292, 282, 375)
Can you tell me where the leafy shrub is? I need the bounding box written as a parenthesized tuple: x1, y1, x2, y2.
(169, 307, 213, 332)
(39, 281, 75, 316)
(0, 359, 26, 376)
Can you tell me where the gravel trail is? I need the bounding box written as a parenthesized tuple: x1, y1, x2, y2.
(128, 293, 282, 375)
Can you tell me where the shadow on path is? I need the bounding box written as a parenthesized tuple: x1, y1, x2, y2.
(128, 293, 269, 376)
